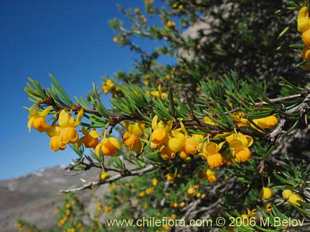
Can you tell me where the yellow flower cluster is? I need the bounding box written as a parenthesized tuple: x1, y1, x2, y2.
(48, 109, 84, 151)
(150, 115, 256, 170)
(102, 79, 116, 94)
(151, 115, 204, 161)
(28, 106, 122, 156)
(28, 107, 84, 152)
(298, 6, 310, 60)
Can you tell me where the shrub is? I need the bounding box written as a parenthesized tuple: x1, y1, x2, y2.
(23, 0, 310, 231)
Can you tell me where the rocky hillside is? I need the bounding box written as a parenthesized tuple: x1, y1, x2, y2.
(0, 166, 104, 232)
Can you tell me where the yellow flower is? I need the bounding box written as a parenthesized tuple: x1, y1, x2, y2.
(202, 141, 224, 156)
(226, 132, 253, 147)
(46, 126, 66, 151)
(252, 115, 278, 129)
(183, 134, 203, 155)
(204, 169, 217, 183)
(55, 109, 84, 147)
(298, 6, 310, 33)
(160, 146, 176, 160)
(123, 132, 140, 151)
(60, 127, 79, 144)
(58, 109, 83, 128)
(27, 106, 53, 132)
(187, 185, 199, 197)
(150, 86, 168, 99)
(123, 122, 144, 151)
(151, 178, 159, 187)
(226, 132, 253, 163)
(303, 30, 310, 48)
(168, 130, 186, 153)
(203, 116, 217, 126)
(145, 187, 154, 195)
(282, 189, 293, 199)
(165, 173, 176, 182)
(282, 189, 303, 206)
(234, 147, 251, 162)
(50, 133, 66, 152)
(99, 171, 110, 182)
(202, 142, 225, 168)
(165, 20, 175, 29)
(261, 187, 273, 200)
(127, 122, 145, 136)
(95, 137, 121, 157)
(232, 111, 249, 127)
(138, 191, 146, 197)
(82, 129, 99, 148)
(206, 153, 224, 168)
(287, 193, 303, 206)
(102, 79, 115, 94)
(150, 115, 172, 149)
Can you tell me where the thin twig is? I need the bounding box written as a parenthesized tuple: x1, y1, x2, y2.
(60, 164, 155, 193)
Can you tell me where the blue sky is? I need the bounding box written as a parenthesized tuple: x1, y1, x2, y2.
(0, 0, 163, 179)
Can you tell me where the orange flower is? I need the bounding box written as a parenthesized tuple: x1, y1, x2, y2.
(202, 142, 225, 168)
(82, 129, 99, 148)
(183, 134, 203, 155)
(95, 137, 121, 157)
(206, 154, 224, 168)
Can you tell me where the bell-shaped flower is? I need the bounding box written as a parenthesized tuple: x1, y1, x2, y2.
(95, 137, 121, 157)
(226, 132, 253, 163)
(46, 126, 66, 152)
(123, 122, 145, 151)
(150, 115, 172, 149)
(202, 141, 225, 168)
(27, 106, 53, 132)
(183, 134, 204, 155)
(82, 129, 99, 148)
(167, 129, 186, 153)
(57, 109, 84, 145)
